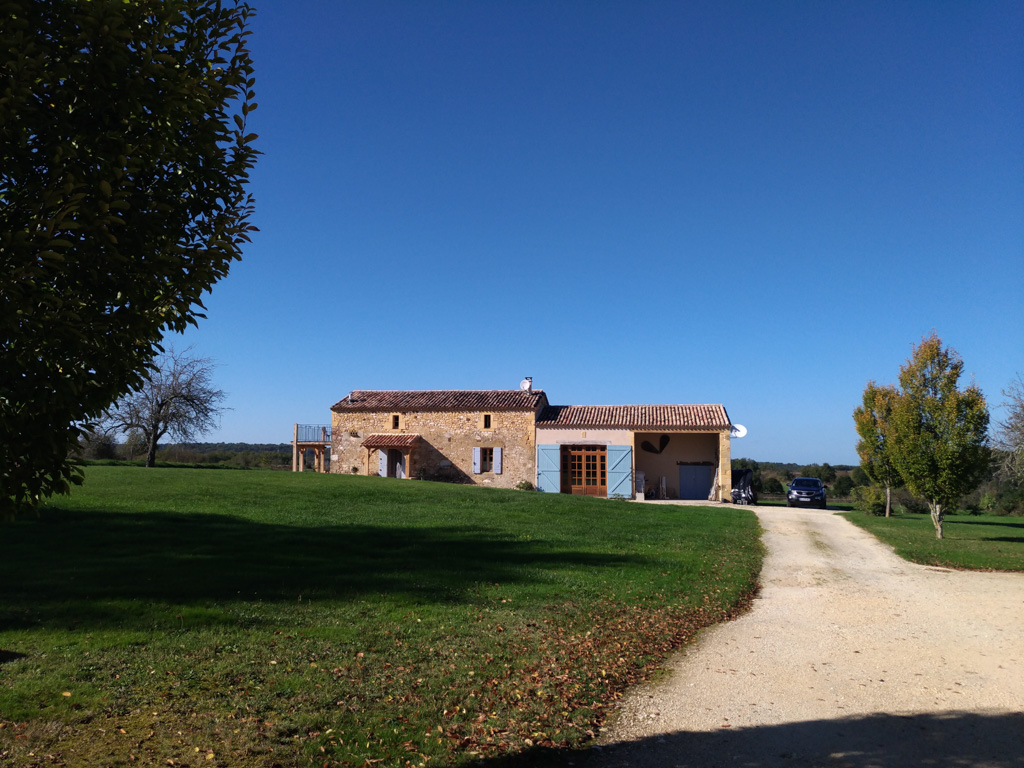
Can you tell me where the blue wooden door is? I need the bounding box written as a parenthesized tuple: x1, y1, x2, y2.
(607, 446, 633, 498)
(678, 465, 714, 500)
(536, 445, 561, 493)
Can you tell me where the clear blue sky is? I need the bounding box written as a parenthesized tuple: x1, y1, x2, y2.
(177, 0, 1023, 466)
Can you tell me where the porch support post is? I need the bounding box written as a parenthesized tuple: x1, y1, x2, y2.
(718, 430, 732, 502)
(292, 424, 299, 472)
(632, 431, 644, 501)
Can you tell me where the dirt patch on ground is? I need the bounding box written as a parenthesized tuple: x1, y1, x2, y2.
(591, 507, 1024, 767)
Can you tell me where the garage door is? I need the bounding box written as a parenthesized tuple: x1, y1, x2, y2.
(678, 465, 714, 500)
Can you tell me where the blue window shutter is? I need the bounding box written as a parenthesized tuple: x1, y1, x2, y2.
(472, 446, 481, 474)
(607, 446, 633, 498)
(494, 447, 503, 474)
(378, 450, 387, 477)
(536, 445, 561, 493)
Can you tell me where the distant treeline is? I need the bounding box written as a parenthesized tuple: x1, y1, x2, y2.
(79, 438, 296, 469)
(152, 442, 294, 468)
(732, 458, 862, 497)
(170, 442, 292, 454)
(733, 460, 857, 475)
(734, 455, 1022, 515)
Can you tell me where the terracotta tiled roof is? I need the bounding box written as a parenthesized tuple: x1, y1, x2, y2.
(361, 433, 422, 449)
(536, 404, 731, 430)
(332, 390, 548, 412)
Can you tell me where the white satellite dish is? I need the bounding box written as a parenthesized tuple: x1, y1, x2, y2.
(731, 424, 748, 438)
(519, 377, 533, 392)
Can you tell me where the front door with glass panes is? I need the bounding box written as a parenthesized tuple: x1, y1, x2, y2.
(560, 445, 607, 497)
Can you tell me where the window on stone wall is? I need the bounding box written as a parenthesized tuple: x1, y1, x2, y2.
(391, 414, 401, 430)
(472, 446, 502, 474)
(482, 414, 492, 429)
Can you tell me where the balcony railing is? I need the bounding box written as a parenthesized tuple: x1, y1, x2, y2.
(294, 424, 331, 443)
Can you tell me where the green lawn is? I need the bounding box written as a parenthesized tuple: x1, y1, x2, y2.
(841, 511, 1024, 571)
(0, 467, 762, 767)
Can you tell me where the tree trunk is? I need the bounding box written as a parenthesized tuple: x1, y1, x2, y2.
(145, 435, 158, 468)
(884, 485, 892, 518)
(930, 501, 944, 539)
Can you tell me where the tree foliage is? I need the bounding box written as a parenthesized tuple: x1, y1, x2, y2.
(850, 466, 870, 487)
(853, 382, 903, 517)
(886, 334, 989, 539)
(851, 484, 887, 516)
(102, 348, 226, 468)
(993, 374, 1024, 485)
(1, 0, 257, 514)
(798, 463, 837, 484)
(78, 430, 117, 461)
(832, 475, 854, 497)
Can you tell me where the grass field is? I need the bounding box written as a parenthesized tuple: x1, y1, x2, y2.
(841, 512, 1024, 571)
(0, 467, 762, 767)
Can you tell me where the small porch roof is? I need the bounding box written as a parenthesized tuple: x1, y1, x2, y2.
(361, 433, 422, 449)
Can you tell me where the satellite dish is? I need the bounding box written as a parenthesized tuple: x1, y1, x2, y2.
(731, 424, 748, 438)
(520, 377, 533, 391)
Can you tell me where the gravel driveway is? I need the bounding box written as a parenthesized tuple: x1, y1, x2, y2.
(590, 506, 1024, 768)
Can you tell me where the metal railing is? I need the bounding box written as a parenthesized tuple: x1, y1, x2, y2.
(294, 424, 331, 443)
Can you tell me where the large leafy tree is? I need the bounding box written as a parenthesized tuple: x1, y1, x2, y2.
(102, 348, 226, 468)
(853, 382, 902, 517)
(886, 334, 989, 539)
(1, 0, 257, 515)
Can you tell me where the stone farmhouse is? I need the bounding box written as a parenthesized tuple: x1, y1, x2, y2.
(328, 381, 734, 501)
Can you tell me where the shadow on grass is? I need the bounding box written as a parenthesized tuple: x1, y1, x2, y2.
(0, 508, 645, 631)
(949, 519, 1024, 530)
(478, 711, 1024, 768)
(982, 536, 1024, 544)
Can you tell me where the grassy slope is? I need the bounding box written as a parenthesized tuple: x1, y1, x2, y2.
(0, 468, 762, 767)
(841, 512, 1024, 571)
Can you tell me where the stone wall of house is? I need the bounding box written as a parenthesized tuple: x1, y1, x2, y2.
(330, 408, 538, 489)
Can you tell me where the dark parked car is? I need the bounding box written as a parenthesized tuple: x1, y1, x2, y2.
(787, 477, 827, 508)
